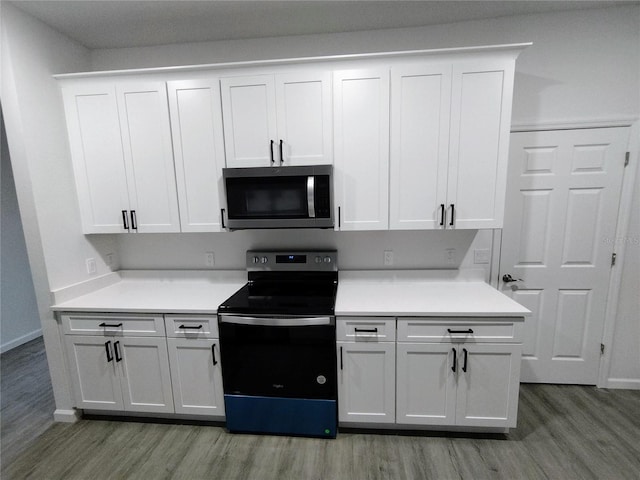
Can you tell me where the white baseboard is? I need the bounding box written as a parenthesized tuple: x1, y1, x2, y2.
(0, 328, 43, 354)
(603, 379, 640, 390)
(53, 409, 81, 423)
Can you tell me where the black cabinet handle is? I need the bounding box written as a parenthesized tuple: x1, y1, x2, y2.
(451, 348, 457, 372)
(130, 210, 138, 230)
(105, 341, 113, 362)
(122, 210, 130, 231)
(439, 204, 445, 226)
(338, 206, 341, 229)
(447, 328, 473, 334)
(449, 204, 455, 226)
(99, 322, 123, 328)
(270, 140, 275, 164)
(354, 327, 378, 333)
(114, 341, 122, 362)
(340, 346, 343, 370)
(279, 139, 284, 164)
(179, 324, 203, 330)
(462, 348, 468, 373)
(221, 208, 226, 229)
(212, 343, 218, 366)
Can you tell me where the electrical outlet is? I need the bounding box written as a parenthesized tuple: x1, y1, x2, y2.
(205, 252, 215, 267)
(384, 250, 394, 266)
(86, 258, 97, 275)
(105, 253, 114, 266)
(445, 248, 456, 265)
(474, 249, 491, 264)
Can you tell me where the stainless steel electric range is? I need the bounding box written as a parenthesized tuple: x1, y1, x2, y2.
(217, 250, 338, 438)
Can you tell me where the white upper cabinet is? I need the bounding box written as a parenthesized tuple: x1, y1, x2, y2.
(63, 81, 181, 233)
(390, 57, 516, 230)
(447, 60, 515, 229)
(389, 65, 451, 230)
(220, 71, 332, 167)
(62, 84, 131, 234)
(167, 79, 226, 232)
(333, 68, 390, 231)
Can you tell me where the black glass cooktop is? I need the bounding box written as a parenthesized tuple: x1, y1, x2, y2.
(218, 272, 338, 316)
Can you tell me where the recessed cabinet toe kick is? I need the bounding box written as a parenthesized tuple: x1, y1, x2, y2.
(338, 317, 524, 432)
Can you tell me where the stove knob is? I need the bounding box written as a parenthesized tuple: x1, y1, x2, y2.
(261, 256, 269, 264)
(252, 256, 260, 264)
(315, 256, 322, 264)
(323, 256, 332, 264)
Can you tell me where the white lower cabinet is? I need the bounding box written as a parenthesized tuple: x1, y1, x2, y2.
(166, 338, 225, 416)
(396, 342, 521, 428)
(337, 341, 396, 424)
(65, 335, 174, 413)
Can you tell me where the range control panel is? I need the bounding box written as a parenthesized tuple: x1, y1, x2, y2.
(246, 250, 338, 272)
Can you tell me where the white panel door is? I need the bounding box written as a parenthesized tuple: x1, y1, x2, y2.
(167, 338, 225, 416)
(396, 343, 456, 425)
(501, 128, 629, 384)
(118, 337, 175, 413)
(167, 80, 226, 232)
(61, 85, 129, 233)
(64, 336, 123, 410)
(337, 342, 395, 424)
(390, 65, 451, 230)
(447, 60, 515, 229)
(333, 69, 390, 230)
(456, 344, 521, 428)
(117, 82, 180, 233)
(220, 75, 278, 167)
(275, 72, 332, 166)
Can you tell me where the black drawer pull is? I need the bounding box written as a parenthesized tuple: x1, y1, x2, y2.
(354, 327, 378, 333)
(99, 322, 123, 328)
(447, 328, 473, 334)
(179, 324, 203, 330)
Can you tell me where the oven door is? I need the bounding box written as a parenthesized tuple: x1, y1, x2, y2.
(218, 314, 337, 437)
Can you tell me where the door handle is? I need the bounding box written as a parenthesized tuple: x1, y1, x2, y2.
(221, 208, 226, 229)
(105, 341, 113, 362)
(462, 348, 468, 373)
(114, 341, 122, 362)
(130, 210, 138, 231)
(212, 343, 218, 366)
(439, 204, 445, 226)
(449, 204, 455, 226)
(502, 274, 523, 283)
(279, 139, 284, 165)
(451, 348, 457, 372)
(270, 140, 275, 165)
(340, 346, 343, 370)
(122, 210, 130, 231)
(307, 176, 316, 218)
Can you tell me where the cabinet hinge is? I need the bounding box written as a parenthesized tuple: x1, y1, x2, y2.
(624, 152, 630, 167)
(600, 343, 605, 355)
(611, 252, 617, 266)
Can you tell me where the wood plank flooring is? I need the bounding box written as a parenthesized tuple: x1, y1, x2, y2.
(2, 337, 640, 479)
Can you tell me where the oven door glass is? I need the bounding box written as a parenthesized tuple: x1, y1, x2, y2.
(218, 319, 337, 400)
(226, 176, 309, 219)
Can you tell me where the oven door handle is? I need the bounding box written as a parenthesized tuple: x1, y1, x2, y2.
(219, 315, 333, 326)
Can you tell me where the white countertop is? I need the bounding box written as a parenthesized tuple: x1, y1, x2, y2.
(52, 269, 529, 318)
(335, 270, 530, 317)
(51, 270, 246, 314)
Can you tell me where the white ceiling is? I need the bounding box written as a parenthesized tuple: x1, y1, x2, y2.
(9, 0, 635, 50)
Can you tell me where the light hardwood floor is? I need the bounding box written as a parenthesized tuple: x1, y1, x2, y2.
(2, 337, 639, 479)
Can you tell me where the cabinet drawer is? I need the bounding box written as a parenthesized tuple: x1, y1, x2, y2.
(61, 313, 165, 337)
(397, 318, 523, 343)
(337, 317, 396, 342)
(165, 315, 218, 338)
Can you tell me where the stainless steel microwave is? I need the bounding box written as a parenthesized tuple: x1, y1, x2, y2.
(222, 165, 333, 230)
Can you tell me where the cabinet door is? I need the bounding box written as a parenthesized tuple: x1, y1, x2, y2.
(447, 60, 515, 229)
(220, 75, 278, 167)
(167, 338, 225, 416)
(333, 69, 390, 231)
(275, 72, 332, 166)
(116, 82, 181, 233)
(61, 84, 130, 233)
(456, 343, 521, 428)
(167, 80, 226, 232)
(396, 343, 457, 425)
(390, 65, 451, 230)
(117, 337, 175, 413)
(337, 341, 395, 424)
(64, 336, 124, 410)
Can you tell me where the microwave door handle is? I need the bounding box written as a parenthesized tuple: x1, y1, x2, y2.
(307, 176, 316, 218)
